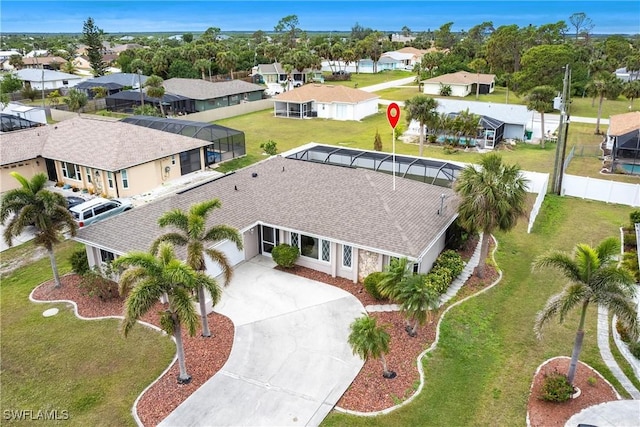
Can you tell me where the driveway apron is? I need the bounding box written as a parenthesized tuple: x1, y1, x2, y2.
(159, 257, 365, 427)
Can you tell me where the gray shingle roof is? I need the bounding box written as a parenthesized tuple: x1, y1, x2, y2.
(162, 78, 265, 100)
(1, 126, 48, 165)
(76, 156, 459, 259)
(15, 69, 82, 83)
(77, 73, 148, 87)
(28, 116, 216, 171)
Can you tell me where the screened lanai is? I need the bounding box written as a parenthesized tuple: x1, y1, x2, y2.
(106, 90, 195, 114)
(287, 145, 463, 187)
(0, 113, 43, 133)
(121, 116, 245, 166)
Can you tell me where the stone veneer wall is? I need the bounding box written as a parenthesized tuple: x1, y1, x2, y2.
(358, 250, 379, 282)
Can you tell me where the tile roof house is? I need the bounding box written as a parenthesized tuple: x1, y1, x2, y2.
(607, 111, 640, 170)
(75, 151, 460, 284)
(162, 78, 266, 112)
(0, 116, 244, 195)
(21, 56, 68, 70)
(422, 71, 496, 97)
(14, 69, 83, 90)
(272, 84, 380, 120)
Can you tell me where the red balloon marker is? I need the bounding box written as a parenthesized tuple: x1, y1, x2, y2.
(387, 103, 400, 128)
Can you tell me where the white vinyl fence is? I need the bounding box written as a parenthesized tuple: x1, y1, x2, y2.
(562, 174, 640, 207)
(524, 171, 550, 233)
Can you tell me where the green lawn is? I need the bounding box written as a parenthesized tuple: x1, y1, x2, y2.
(322, 195, 635, 427)
(0, 240, 175, 426)
(322, 70, 413, 89)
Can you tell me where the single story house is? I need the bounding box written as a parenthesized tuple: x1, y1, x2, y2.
(162, 78, 266, 112)
(272, 84, 379, 121)
(1, 123, 48, 192)
(320, 57, 400, 74)
(21, 56, 68, 70)
(422, 71, 496, 97)
(251, 63, 316, 86)
(75, 73, 149, 99)
(0, 116, 245, 196)
(614, 67, 640, 83)
(105, 90, 194, 114)
(434, 99, 532, 142)
(381, 47, 427, 70)
(608, 111, 640, 171)
(74, 149, 460, 285)
(14, 69, 82, 90)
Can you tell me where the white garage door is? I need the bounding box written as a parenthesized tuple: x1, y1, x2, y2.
(204, 240, 245, 279)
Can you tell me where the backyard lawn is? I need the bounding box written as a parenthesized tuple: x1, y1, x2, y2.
(0, 240, 175, 426)
(321, 70, 413, 89)
(322, 195, 635, 427)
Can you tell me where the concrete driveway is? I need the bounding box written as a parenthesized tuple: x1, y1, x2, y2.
(159, 256, 365, 427)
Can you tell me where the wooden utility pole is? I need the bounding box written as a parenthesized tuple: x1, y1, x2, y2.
(552, 65, 571, 195)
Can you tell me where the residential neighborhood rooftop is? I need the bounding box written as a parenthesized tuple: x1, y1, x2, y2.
(609, 111, 640, 136)
(273, 84, 380, 103)
(162, 78, 265, 100)
(422, 70, 496, 85)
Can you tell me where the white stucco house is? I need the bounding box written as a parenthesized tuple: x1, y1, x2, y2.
(272, 84, 379, 121)
(14, 69, 82, 90)
(1, 102, 47, 124)
(422, 71, 496, 97)
(74, 145, 461, 285)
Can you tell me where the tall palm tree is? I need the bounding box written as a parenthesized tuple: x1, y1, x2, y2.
(622, 80, 640, 109)
(0, 172, 78, 288)
(114, 242, 221, 384)
(585, 72, 623, 134)
(194, 58, 211, 80)
(405, 95, 439, 156)
(398, 274, 440, 337)
(533, 237, 638, 385)
(145, 75, 166, 117)
(348, 315, 395, 378)
(216, 51, 238, 79)
(455, 154, 528, 278)
(525, 85, 556, 149)
(151, 199, 242, 337)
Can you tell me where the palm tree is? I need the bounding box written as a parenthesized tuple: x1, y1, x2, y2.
(64, 88, 88, 116)
(145, 75, 166, 117)
(194, 58, 211, 80)
(114, 242, 221, 384)
(585, 72, 623, 134)
(455, 154, 528, 278)
(348, 315, 395, 378)
(405, 95, 439, 156)
(622, 80, 640, 109)
(377, 257, 414, 301)
(0, 172, 78, 288)
(398, 274, 440, 337)
(216, 51, 238, 79)
(525, 86, 556, 149)
(151, 199, 242, 337)
(533, 237, 639, 385)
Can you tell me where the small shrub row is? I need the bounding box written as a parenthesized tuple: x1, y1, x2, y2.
(363, 272, 385, 300)
(629, 341, 640, 360)
(69, 249, 119, 301)
(539, 370, 573, 402)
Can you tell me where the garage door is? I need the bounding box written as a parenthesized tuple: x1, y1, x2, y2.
(204, 239, 245, 279)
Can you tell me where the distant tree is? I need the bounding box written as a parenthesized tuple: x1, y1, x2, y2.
(350, 22, 374, 41)
(0, 93, 8, 110)
(91, 86, 108, 99)
(64, 88, 88, 115)
(194, 58, 211, 80)
(200, 27, 221, 43)
(47, 90, 61, 107)
(1, 73, 23, 94)
(21, 86, 38, 102)
(374, 129, 382, 151)
(586, 72, 623, 134)
(274, 15, 301, 48)
(61, 60, 78, 75)
(8, 54, 23, 70)
(624, 53, 640, 81)
(513, 44, 574, 93)
(182, 33, 194, 43)
(133, 104, 160, 116)
(622, 80, 640, 109)
(569, 12, 594, 39)
(434, 22, 456, 50)
(525, 86, 556, 148)
(216, 51, 238, 79)
(362, 33, 384, 73)
(404, 95, 439, 156)
(145, 75, 166, 117)
(401, 26, 412, 37)
(82, 17, 106, 76)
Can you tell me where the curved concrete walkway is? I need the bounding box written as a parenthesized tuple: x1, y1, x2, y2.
(159, 256, 365, 427)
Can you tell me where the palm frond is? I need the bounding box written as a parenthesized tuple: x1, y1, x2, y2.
(203, 248, 233, 285)
(203, 225, 243, 250)
(150, 233, 188, 255)
(534, 283, 586, 338)
(190, 199, 222, 217)
(532, 252, 581, 282)
(157, 209, 189, 232)
(595, 237, 621, 264)
(170, 287, 198, 337)
(196, 273, 222, 307)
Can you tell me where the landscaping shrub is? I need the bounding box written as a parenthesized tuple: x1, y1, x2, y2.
(260, 140, 278, 155)
(271, 244, 299, 268)
(616, 319, 631, 343)
(622, 251, 640, 281)
(629, 210, 640, 225)
(623, 232, 636, 247)
(539, 370, 573, 402)
(427, 266, 452, 294)
(363, 271, 385, 300)
(78, 266, 119, 301)
(629, 341, 640, 360)
(445, 219, 472, 251)
(434, 250, 465, 278)
(69, 248, 90, 276)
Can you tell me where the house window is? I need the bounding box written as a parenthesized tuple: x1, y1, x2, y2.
(290, 232, 299, 248)
(120, 169, 129, 189)
(85, 167, 92, 184)
(100, 249, 115, 264)
(300, 235, 318, 259)
(171, 155, 176, 165)
(107, 171, 114, 188)
(321, 240, 330, 262)
(62, 80, 68, 85)
(343, 245, 352, 268)
(61, 162, 80, 180)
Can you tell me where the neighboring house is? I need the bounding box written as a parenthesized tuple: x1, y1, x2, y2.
(0, 116, 245, 197)
(14, 69, 82, 90)
(321, 58, 400, 74)
(390, 34, 417, 43)
(21, 56, 68, 70)
(74, 147, 461, 285)
(422, 71, 496, 97)
(1, 102, 47, 124)
(73, 54, 118, 75)
(162, 78, 266, 112)
(24, 50, 49, 58)
(0, 124, 47, 192)
(381, 47, 427, 70)
(433, 99, 532, 143)
(105, 89, 193, 114)
(608, 111, 640, 171)
(272, 84, 379, 121)
(251, 63, 314, 86)
(75, 73, 148, 98)
(614, 67, 640, 83)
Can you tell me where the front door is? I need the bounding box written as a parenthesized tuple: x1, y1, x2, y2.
(45, 158, 58, 182)
(260, 225, 280, 255)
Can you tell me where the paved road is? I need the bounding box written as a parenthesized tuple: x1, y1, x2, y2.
(159, 257, 365, 427)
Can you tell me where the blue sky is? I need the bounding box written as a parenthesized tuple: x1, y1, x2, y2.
(1, 1, 638, 34)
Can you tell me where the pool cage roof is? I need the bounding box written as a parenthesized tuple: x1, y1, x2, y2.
(0, 113, 44, 133)
(286, 145, 463, 186)
(121, 116, 243, 142)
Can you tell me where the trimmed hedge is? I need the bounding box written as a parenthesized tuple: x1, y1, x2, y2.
(539, 371, 573, 402)
(363, 271, 385, 300)
(70, 248, 90, 276)
(271, 244, 299, 268)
